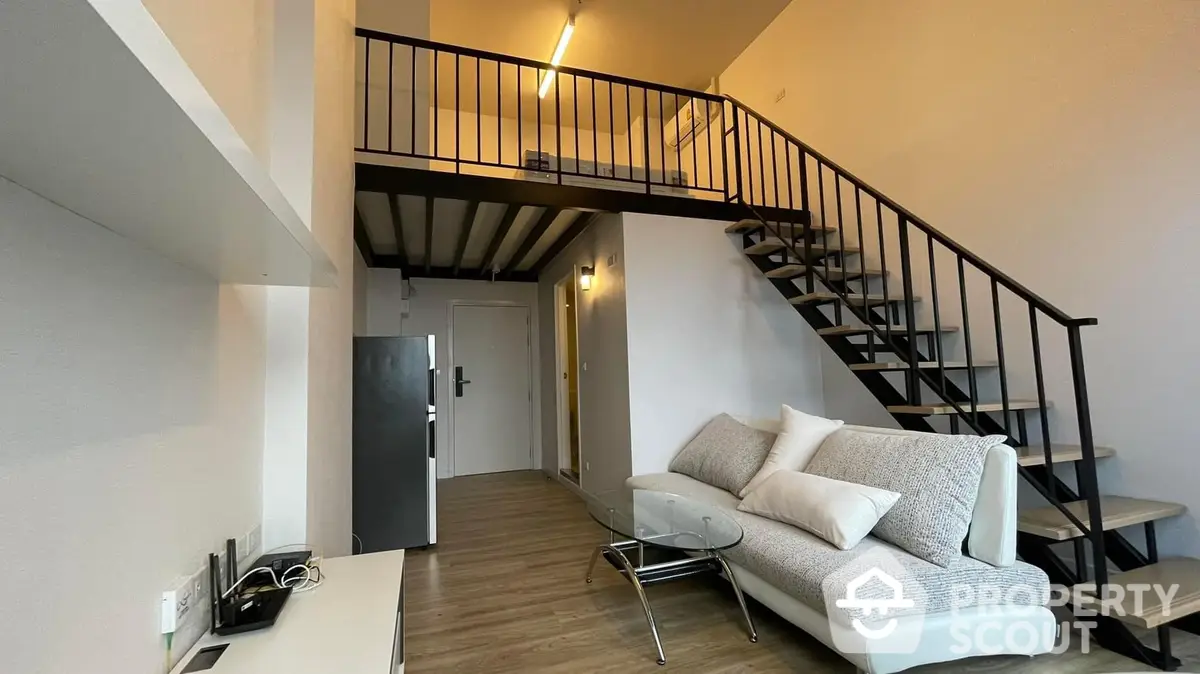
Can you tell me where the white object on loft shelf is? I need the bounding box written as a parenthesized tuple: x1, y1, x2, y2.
(0, 1, 337, 287)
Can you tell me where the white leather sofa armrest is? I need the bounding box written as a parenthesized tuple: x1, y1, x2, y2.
(968, 444, 1018, 567)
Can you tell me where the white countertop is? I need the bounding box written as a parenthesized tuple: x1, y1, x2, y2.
(170, 549, 405, 674)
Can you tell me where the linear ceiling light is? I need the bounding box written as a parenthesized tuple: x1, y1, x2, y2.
(538, 17, 575, 98)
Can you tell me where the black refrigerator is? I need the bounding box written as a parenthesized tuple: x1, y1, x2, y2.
(353, 336, 437, 552)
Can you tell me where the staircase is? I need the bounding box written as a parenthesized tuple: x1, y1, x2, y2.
(722, 97, 1198, 670)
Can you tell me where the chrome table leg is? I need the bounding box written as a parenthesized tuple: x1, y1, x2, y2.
(609, 545, 667, 665)
(713, 550, 757, 642)
(585, 545, 604, 583)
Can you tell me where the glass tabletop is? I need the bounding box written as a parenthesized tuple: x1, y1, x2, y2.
(586, 488, 744, 552)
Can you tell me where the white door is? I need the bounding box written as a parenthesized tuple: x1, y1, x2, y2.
(451, 304, 533, 476)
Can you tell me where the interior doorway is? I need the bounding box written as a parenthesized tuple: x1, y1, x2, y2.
(554, 271, 583, 485)
(449, 303, 533, 476)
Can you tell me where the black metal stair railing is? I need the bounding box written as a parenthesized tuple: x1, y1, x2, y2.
(354, 29, 729, 200)
(722, 95, 1109, 590)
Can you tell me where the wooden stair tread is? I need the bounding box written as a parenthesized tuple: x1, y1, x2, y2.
(886, 400, 1046, 415)
(1074, 558, 1200, 629)
(744, 238, 861, 256)
(1015, 444, 1117, 467)
(726, 218, 837, 235)
(765, 264, 885, 280)
(817, 324, 959, 336)
(1018, 497, 1186, 542)
(851, 360, 998, 371)
(790, 292, 919, 306)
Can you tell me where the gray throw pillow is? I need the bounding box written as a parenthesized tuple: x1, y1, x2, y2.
(804, 428, 1007, 566)
(669, 414, 775, 496)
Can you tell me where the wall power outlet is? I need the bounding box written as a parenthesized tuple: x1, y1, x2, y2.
(161, 576, 194, 634)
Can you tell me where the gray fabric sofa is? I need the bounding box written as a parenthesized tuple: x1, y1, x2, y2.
(626, 419, 1056, 674)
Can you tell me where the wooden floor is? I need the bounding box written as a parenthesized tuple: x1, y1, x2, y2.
(403, 471, 1200, 673)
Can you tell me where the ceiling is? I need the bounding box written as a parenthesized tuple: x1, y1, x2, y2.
(430, 0, 790, 92)
(355, 192, 595, 279)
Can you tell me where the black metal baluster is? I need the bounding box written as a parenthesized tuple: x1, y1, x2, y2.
(610, 82, 616, 179)
(721, 101, 732, 201)
(992, 279, 1012, 438)
(592, 79, 599, 176)
(700, 96, 710, 189)
(928, 236, 945, 396)
(690, 98, 699, 190)
(387, 42, 393, 152)
(658, 91, 666, 186)
(497, 60, 501, 164)
(410, 45, 416, 155)
(835, 177, 848, 288)
(1069, 324, 1108, 590)
(643, 89, 651, 193)
(673, 93, 682, 186)
(363, 39, 371, 150)
(816, 163, 836, 322)
(626, 85, 634, 180)
(454, 54, 460, 171)
(439, 48, 444, 157)
(799, 151, 812, 293)
(876, 202, 891, 344)
(897, 219, 920, 404)
(958, 257, 978, 425)
(475, 57, 481, 163)
(744, 110, 754, 205)
(770, 131, 780, 212)
(573, 76, 579, 176)
(756, 119, 766, 207)
(536, 68, 542, 178)
(785, 143, 795, 251)
(517, 66, 522, 163)
(855, 188, 871, 360)
(555, 73, 561, 184)
(1029, 306, 1054, 500)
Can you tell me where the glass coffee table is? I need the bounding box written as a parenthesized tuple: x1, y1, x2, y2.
(585, 488, 757, 665)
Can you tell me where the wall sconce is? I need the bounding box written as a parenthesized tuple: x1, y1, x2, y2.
(579, 266, 594, 291)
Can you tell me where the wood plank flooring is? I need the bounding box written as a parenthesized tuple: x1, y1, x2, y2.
(402, 471, 1200, 672)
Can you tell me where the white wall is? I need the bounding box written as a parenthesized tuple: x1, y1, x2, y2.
(537, 215, 632, 494)
(720, 0, 1200, 554)
(354, 246, 370, 335)
(0, 178, 267, 673)
(363, 273, 541, 478)
(622, 214, 826, 475)
(144, 0, 274, 163)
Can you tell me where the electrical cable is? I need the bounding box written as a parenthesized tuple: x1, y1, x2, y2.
(222, 561, 324, 599)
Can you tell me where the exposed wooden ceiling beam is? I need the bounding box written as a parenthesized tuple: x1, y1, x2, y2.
(354, 203, 375, 267)
(452, 200, 480, 276)
(528, 211, 601, 275)
(504, 207, 562, 278)
(387, 193, 408, 271)
(374, 258, 536, 283)
(478, 204, 522, 277)
(424, 196, 434, 275)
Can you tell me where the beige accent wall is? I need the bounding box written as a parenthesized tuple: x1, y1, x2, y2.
(720, 0, 1200, 554)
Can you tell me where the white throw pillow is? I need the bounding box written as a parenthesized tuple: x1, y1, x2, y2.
(737, 471, 901, 550)
(737, 405, 843, 498)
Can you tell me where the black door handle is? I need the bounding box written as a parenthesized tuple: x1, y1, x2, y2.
(454, 366, 472, 398)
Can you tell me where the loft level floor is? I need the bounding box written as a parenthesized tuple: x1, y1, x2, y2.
(355, 162, 810, 224)
(400, 471, 1200, 672)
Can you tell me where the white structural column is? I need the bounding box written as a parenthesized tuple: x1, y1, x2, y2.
(262, 0, 357, 556)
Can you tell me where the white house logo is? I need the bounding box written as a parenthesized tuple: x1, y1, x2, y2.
(834, 568, 915, 639)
